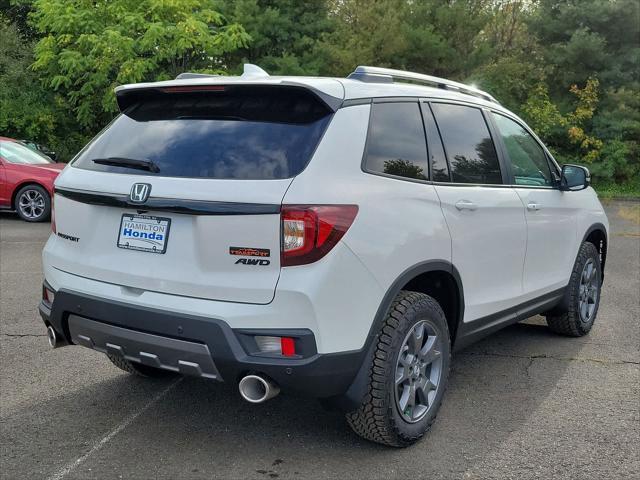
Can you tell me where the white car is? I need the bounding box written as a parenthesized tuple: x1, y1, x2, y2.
(40, 65, 609, 447)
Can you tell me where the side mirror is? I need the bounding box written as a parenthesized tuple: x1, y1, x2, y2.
(560, 164, 590, 191)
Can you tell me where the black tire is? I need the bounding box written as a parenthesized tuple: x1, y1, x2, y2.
(546, 242, 602, 337)
(106, 353, 178, 378)
(14, 184, 51, 222)
(346, 291, 451, 447)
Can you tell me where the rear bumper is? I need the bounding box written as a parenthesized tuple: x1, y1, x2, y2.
(39, 289, 364, 399)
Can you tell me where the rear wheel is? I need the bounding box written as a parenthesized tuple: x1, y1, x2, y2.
(346, 291, 451, 447)
(107, 353, 178, 378)
(15, 184, 50, 222)
(546, 242, 601, 336)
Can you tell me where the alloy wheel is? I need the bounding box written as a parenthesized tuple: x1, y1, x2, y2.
(395, 319, 444, 423)
(18, 189, 46, 220)
(578, 258, 599, 323)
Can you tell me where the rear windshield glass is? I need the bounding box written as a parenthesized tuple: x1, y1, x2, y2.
(73, 87, 333, 179)
(0, 140, 54, 165)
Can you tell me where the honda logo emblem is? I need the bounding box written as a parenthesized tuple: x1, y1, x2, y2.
(129, 183, 151, 204)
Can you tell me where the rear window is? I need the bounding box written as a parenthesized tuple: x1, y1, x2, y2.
(73, 87, 332, 179)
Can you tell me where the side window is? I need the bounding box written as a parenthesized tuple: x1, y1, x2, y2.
(493, 113, 553, 187)
(363, 102, 428, 181)
(423, 103, 449, 182)
(431, 103, 502, 184)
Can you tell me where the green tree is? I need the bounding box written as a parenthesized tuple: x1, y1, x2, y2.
(527, 0, 640, 183)
(319, 0, 493, 77)
(0, 15, 84, 161)
(522, 78, 605, 170)
(592, 87, 640, 183)
(30, 0, 250, 131)
(215, 0, 334, 75)
(0, 0, 35, 38)
(469, 1, 545, 112)
(529, 0, 640, 90)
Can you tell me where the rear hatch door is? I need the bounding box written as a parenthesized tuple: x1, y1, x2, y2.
(51, 84, 336, 304)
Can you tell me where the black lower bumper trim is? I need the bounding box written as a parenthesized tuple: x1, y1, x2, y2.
(68, 315, 222, 379)
(40, 289, 365, 399)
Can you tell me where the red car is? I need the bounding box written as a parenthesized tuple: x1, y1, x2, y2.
(0, 137, 65, 222)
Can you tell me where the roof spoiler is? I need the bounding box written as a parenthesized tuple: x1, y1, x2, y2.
(115, 63, 343, 112)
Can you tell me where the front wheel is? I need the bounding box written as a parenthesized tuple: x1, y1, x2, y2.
(346, 291, 451, 447)
(546, 241, 602, 336)
(15, 184, 50, 222)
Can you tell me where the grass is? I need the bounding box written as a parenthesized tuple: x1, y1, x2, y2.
(615, 203, 640, 226)
(593, 182, 640, 200)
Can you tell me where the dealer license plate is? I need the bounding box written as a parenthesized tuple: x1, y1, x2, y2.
(117, 214, 170, 254)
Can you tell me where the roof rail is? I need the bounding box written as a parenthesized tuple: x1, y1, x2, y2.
(347, 66, 499, 104)
(175, 64, 269, 81)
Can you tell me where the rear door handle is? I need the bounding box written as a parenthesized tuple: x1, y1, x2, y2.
(527, 202, 542, 211)
(455, 200, 478, 211)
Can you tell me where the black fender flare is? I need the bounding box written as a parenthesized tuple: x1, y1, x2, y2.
(328, 260, 464, 411)
(581, 222, 608, 279)
(547, 222, 608, 315)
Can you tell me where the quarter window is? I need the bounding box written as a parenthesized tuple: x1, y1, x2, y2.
(363, 102, 428, 181)
(493, 113, 553, 187)
(431, 103, 502, 184)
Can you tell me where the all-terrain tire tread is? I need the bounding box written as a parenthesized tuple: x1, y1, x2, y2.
(346, 291, 450, 447)
(546, 242, 600, 337)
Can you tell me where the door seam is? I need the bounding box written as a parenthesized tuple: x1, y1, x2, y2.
(514, 188, 529, 296)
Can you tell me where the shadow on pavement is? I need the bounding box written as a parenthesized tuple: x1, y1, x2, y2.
(1, 319, 587, 479)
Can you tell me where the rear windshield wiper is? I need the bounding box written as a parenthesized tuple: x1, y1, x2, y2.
(92, 157, 160, 173)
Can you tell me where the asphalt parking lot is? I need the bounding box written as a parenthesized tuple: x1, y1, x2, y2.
(1, 201, 638, 480)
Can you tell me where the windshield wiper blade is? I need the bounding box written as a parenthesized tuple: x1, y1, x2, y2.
(92, 157, 160, 173)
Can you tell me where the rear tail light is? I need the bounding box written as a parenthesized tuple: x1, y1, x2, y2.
(281, 205, 358, 267)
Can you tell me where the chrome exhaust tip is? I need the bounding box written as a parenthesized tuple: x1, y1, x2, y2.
(238, 374, 280, 403)
(46, 326, 58, 348)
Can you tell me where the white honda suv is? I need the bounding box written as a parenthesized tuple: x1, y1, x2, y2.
(40, 65, 609, 447)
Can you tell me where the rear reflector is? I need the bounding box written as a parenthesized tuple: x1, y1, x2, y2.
(281, 205, 358, 267)
(280, 337, 296, 357)
(255, 335, 296, 357)
(43, 285, 55, 306)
